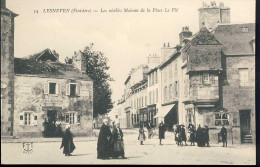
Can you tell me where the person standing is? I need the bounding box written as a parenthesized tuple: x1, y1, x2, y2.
(180, 125, 188, 146)
(111, 123, 127, 159)
(196, 124, 204, 147)
(204, 126, 210, 147)
(60, 125, 75, 156)
(97, 119, 112, 159)
(188, 124, 195, 146)
(220, 125, 227, 147)
(138, 125, 146, 145)
(147, 121, 152, 139)
(158, 121, 166, 145)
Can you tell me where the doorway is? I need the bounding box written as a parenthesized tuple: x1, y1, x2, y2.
(43, 110, 61, 137)
(240, 110, 251, 143)
(240, 110, 251, 134)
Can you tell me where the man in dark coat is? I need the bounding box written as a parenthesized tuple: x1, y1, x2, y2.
(180, 125, 188, 146)
(60, 125, 75, 156)
(97, 119, 112, 159)
(111, 123, 126, 159)
(188, 124, 195, 146)
(204, 126, 210, 147)
(220, 125, 227, 147)
(159, 121, 166, 145)
(196, 124, 205, 147)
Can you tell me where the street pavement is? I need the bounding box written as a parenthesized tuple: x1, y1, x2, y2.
(1, 129, 256, 165)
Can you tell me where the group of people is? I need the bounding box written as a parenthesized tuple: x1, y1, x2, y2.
(138, 121, 166, 145)
(97, 119, 127, 159)
(173, 123, 228, 148)
(59, 120, 228, 158)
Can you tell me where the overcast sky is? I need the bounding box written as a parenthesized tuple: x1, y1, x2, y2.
(7, 0, 255, 103)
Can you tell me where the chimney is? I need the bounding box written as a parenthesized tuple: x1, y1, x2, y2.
(179, 26, 192, 45)
(1, 0, 6, 8)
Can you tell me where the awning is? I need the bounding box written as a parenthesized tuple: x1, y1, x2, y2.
(154, 104, 175, 118)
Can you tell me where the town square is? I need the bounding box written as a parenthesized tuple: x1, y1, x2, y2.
(1, 0, 256, 165)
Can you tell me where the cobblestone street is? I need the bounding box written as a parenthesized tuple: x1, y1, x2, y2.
(1, 130, 256, 165)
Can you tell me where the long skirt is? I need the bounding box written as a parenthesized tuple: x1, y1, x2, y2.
(63, 141, 75, 154)
(113, 140, 125, 157)
(138, 134, 145, 141)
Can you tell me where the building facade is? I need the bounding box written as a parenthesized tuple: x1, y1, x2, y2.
(1, 0, 18, 137)
(115, 1, 255, 144)
(12, 49, 93, 138)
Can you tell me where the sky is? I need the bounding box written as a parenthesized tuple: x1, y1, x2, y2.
(7, 0, 255, 104)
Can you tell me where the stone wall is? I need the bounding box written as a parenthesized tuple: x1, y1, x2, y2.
(13, 76, 93, 138)
(1, 10, 16, 136)
(222, 55, 255, 144)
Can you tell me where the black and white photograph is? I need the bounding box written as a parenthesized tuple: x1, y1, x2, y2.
(1, 0, 256, 165)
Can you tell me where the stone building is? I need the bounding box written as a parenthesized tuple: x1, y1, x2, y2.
(12, 49, 93, 137)
(198, 1, 230, 30)
(1, 0, 18, 137)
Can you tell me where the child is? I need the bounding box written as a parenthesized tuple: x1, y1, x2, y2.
(138, 126, 146, 145)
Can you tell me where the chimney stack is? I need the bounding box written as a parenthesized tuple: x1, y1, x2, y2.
(1, 0, 6, 8)
(179, 26, 192, 45)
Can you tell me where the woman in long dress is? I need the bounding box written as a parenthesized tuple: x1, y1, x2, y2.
(159, 121, 166, 145)
(60, 125, 75, 156)
(97, 119, 112, 159)
(111, 123, 127, 159)
(138, 126, 146, 145)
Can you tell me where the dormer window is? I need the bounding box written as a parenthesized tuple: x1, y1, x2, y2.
(241, 27, 248, 33)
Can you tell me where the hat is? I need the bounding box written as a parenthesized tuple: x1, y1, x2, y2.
(103, 118, 108, 123)
(65, 124, 71, 129)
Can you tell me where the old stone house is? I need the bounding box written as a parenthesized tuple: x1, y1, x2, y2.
(1, 0, 18, 137)
(12, 49, 93, 138)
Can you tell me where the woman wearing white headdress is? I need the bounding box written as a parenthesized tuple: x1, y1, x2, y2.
(111, 122, 126, 159)
(60, 124, 75, 156)
(97, 118, 112, 159)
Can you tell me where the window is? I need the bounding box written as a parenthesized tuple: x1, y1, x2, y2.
(241, 27, 248, 33)
(215, 113, 229, 126)
(169, 64, 172, 78)
(209, 73, 215, 84)
(169, 84, 172, 100)
(156, 89, 158, 103)
(115, 115, 118, 119)
(165, 86, 168, 101)
(155, 71, 158, 83)
(175, 81, 179, 97)
(65, 112, 80, 124)
(187, 109, 193, 124)
(145, 96, 147, 106)
(70, 84, 76, 96)
(66, 83, 80, 96)
(239, 68, 249, 86)
(24, 112, 32, 125)
(202, 73, 209, 84)
(49, 83, 57, 94)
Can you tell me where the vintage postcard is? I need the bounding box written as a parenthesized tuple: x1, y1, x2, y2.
(1, 0, 256, 165)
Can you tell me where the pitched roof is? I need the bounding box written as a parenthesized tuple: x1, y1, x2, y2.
(212, 23, 255, 55)
(190, 27, 221, 46)
(1, 7, 18, 17)
(14, 49, 92, 81)
(27, 48, 59, 61)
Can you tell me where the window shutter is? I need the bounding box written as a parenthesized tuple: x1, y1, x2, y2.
(56, 83, 61, 95)
(33, 113, 38, 125)
(230, 112, 240, 127)
(199, 74, 203, 84)
(76, 83, 80, 96)
(74, 113, 78, 124)
(66, 84, 70, 95)
(44, 82, 49, 94)
(203, 112, 215, 128)
(19, 113, 24, 125)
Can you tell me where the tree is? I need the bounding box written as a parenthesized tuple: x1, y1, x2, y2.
(66, 43, 114, 117)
